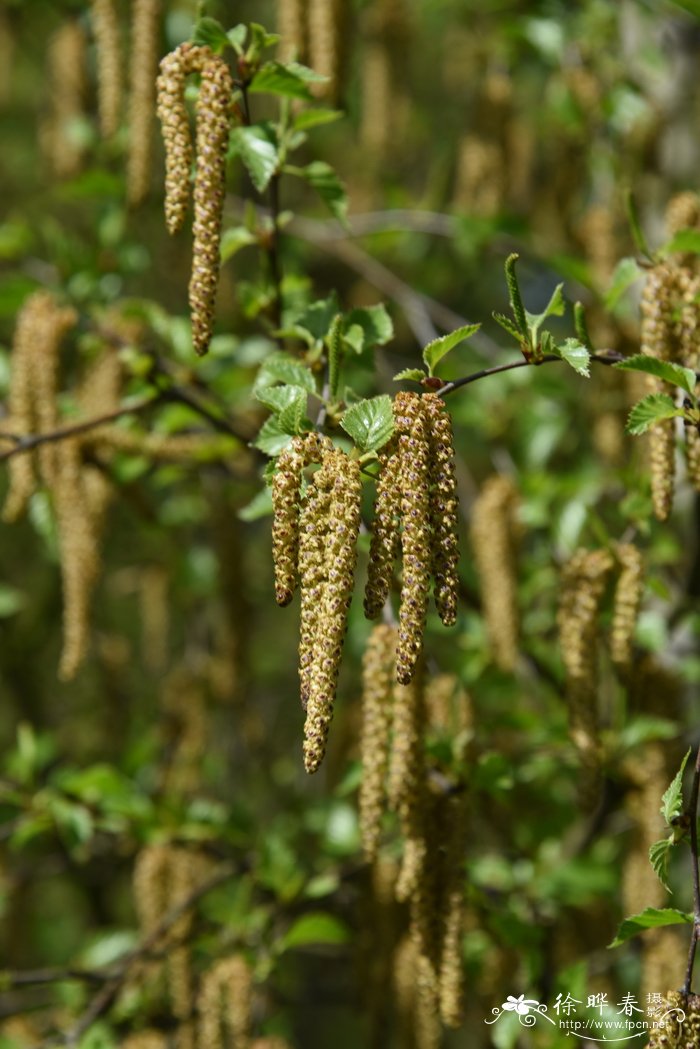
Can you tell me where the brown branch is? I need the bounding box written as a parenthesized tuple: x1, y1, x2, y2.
(436, 350, 626, 396)
(683, 744, 700, 995)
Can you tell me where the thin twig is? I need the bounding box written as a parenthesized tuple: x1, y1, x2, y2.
(683, 744, 700, 995)
(436, 350, 625, 396)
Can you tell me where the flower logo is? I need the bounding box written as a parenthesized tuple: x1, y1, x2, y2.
(503, 994, 540, 1016)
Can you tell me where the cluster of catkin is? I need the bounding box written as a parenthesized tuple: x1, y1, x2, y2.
(157, 43, 234, 356)
(470, 476, 520, 672)
(557, 543, 644, 805)
(276, 0, 346, 99)
(647, 992, 700, 1049)
(272, 433, 362, 773)
(42, 21, 88, 179)
(359, 625, 470, 1037)
(365, 392, 460, 685)
(639, 195, 700, 519)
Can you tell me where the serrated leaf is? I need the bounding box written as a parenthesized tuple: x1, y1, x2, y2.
(626, 394, 683, 436)
(422, 323, 481, 376)
(191, 16, 229, 52)
(345, 304, 393, 350)
(525, 282, 565, 343)
(299, 161, 348, 224)
(230, 125, 279, 193)
(558, 338, 591, 377)
(394, 368, 426, 382)
(605, 257, 643, 311)
(662, 747, 692, 825)
(340, 395, 394, 453)
(280, 911, 350, 951)
(220, 226, 256, 263)
(293, 108, 343, 131)
(254, 383, 308, 417)
(615, 354, 697, 397)
(493, 312, 524, 341)
(253, 416, 294, 456)
(253, 352, 316, 394)
(608, 907, 692, 948)
(649, 838, 673, 892)
(249, 61, 314, 100)
(277, 396, 308, 436)
(294, 293, 340, 341)
(663, 229, 700, 256)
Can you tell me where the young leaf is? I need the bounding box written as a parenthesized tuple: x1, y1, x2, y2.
(662, 229, 700, 256)
(254, 383, 308, 417)
(220, 226, 256, 263)
(493, 312, 524, 342)
(238, 486, 273, 522)
(277, 395, 309, 436)
(340, 395, 394, 453)
(504, 253, 529, 337)
(254, 352, 316, 394)
(422, 323, 481, 376)
(252, 417, 293, 456)
(573, 302, 592, 349)
(525, 282, 565, 344)
(280, 911, 350, 951)
(608, 907, 692, 948)
(626, 394, 683, 436)
(557, 338, 591, 377)
(604, 257, 643, 311)
(191, 17, 229, 52)
(615, 354, 697, 398)
(345, 304, 394, 350)
(249, 61, 314, 100)
(394, 368, 427, 382)
(230, 126, 279, 194)
(285, 62, 329, 83)
(649, 837, 673, 893)
(662, 747, 692, 825)
(299, 162, 348, 224)
(293, 108, 343, 131)
(226, 24, 248, 53)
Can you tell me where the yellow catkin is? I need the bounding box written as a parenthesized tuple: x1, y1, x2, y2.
(271, 433, 331, 606)
(452, 133, 504, 217)
(640, 263, 680, 521)
(44, 21, 88, 178)
(140, 566, 169, 672)
(90, 0, 123, 137)
(470, 476, 520, 672)
(308, 0, 339, 98)
(161, 667, 207, 796)
(576, 203, 618, 290)
(359, 40, 391, 156)
(610, 543, 643, 670)
(127, 0, 161, 205)
(277, 0, 306, 62)
(676, 267, 700, 490)
(438, 793, 467, 1029)
(395, 393, 431, 685)
(646, 992, 700, 1048)
(388, 670, 427, 904)
(133, 843, 170, 935)
(197, 955, 252, 1049)
(297, 462, 332, 708)
(423, 393, 459, 627)
(156, 43, 233, 355)
(303, 450, 362, 773)
(364, 442, 401, 620)
(557, 548, 614, 805)
(359, 625, 397, 861)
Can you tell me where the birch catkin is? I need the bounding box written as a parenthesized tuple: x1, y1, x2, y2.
(359, 625, 396, 861)
(470, 476, 520, 672)
(423, 393, 459, 627)
(298, 466, 332, 707)
(610, 543, 643, 670)
(127, 0, 161, 205)
(197, 955, 252, 1049)
(364, 442, 401, 619)
(276, 0, 306, 62)
(90, 0, 123, 137)
(44, 21, 88, 178)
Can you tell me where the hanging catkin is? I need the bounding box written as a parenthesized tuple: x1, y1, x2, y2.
(438, 793, 467, 1028)
(44, 21, 88, 178)
(303, 450, 362, 773)
(359, 624, 397, 861)
(276, 0, 306, 62)
(127, 0, 161, 205)
(298, 465, 333, 707)
(364, 442, 401, 619)
(197, 955, 252, 1049)
(156, 43, 234, 355)
(90, 0, 123, 137)
(423, 393, 459, 627)
(640, 263, 680, 521)
(470, 476, 520, 671)
(610, 543, 643, 670)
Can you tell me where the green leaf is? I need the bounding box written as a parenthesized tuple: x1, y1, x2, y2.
(249, 61, 314, 100)
(662, 747, 692, 825)
(238, 486, 273, 522)
(340, 395, 394, 453)
(253, 417, 294, 456)
(220, 226, 256, 263)
(294, 293, 341, 341)
(663, 229, 700, 256)
(345, 304, 394, 350)
(605, 257, 643, 311)
(327, 314, 343, 401)
(557, 338, 591, 377)
(286, 62, 329, 83)
(277, 395, 309, 436)
(615, 354, 697, 397)
(254, 352, 316, 394)
(422, 323, 481, 376)
(254, 382, 308, 424)
(626, 394, 684, 436)
(526, 282, 565, 344)
(649, 838, 673, 893)
(608, 907, 692, 948)
(293, 108, 343, 131)
(493, 312, 524, 342)
(280, 911, 351, 951)
(298, 162, 348, 224)
(230, 125, 279, 193)
(504, 253, 529, 337)
(191, 17, 229, 52)
(226, 25, 248, 53)
(393, 368, 426, 382)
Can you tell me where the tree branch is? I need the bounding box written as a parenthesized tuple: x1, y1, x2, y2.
(683, 744, 700, 995)
(436, 350, 626, 396)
